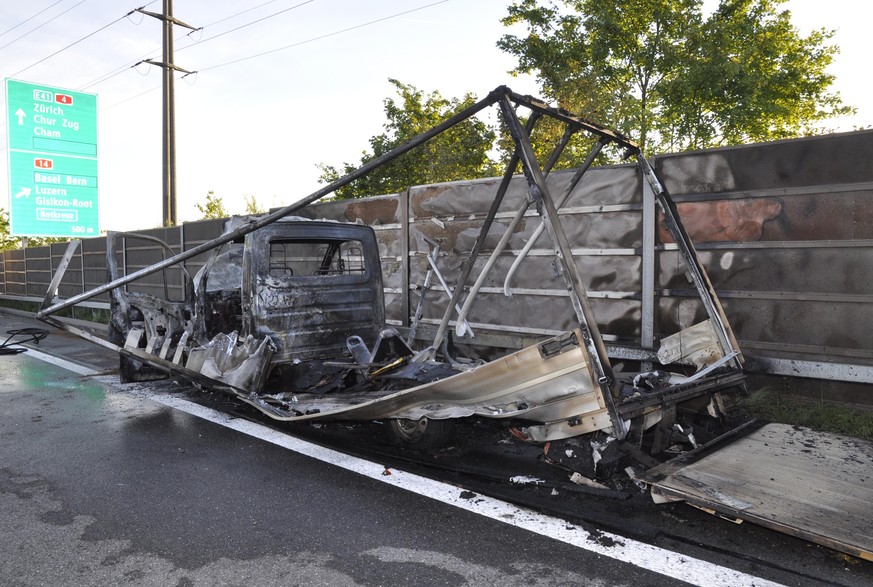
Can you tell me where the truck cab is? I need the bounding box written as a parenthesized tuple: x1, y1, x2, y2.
(108, 218, 388, 391)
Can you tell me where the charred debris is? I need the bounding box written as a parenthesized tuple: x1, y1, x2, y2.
(37, 87, 746, 474)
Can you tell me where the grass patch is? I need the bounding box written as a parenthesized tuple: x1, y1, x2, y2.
(0, 298, 109, 324)
(741, 388, 873, 440)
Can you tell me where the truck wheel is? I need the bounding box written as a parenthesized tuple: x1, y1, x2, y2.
(386, 417, 455, 450)
(108, 322, 164, 383)
(118, 355, 142, 384)
(108, 323, 137, 384)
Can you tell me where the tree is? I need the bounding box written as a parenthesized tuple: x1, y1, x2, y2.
(318, 79, 498, 200)
(196, 191, 228, 219)
(0, 208, 69, 250)
(498, 0, 854, 157)
(243, 194, 265, 215)
(0, 209, 17, 250)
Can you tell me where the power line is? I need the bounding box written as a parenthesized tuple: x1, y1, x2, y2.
(77, 0, 310, 91)
(80, 61, 140, 91)
(78, 8, 174, 91)
(80, 0, 447, 100)
(101, 84, 161, 111)
(194, 0, 449, 75)
(0, 0, 88, 52)
(197, 0, 286, 31)
(0, 0, 68, 39)
(6, 2, 156, 79)
(6, 0, 451, 130)
(78, 1, 317, 107)
(175, 0, 316, 55)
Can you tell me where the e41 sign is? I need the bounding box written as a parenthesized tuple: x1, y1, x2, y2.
(5, 79, 99, 237)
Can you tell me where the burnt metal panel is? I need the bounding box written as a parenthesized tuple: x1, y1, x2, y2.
(4, 126, 872, 389)
(657, 191, 873, 244)
(656, 129, 873, 194)
(399, 129, 873, 384)
(642, 422, 873, 561)
(292, 195, 407, 323)
(407, 252, 643, 337)
(650, 131, 873, 373)
(294, 193, 403, 225)
(244, 221, 385, 362)
(686, 247, 867, 296)
(406, 162, 646, 346)
(181, 218, 227, 289)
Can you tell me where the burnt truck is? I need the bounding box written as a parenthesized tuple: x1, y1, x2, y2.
(38, 87, 746, 451)
(36, 89, 873, 562)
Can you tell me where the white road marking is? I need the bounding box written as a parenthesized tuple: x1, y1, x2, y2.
(15, 346, 102, 376)
(28, 351, 783, 587)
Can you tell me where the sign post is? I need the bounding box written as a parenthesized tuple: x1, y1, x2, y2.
(5, 79, 99, 237)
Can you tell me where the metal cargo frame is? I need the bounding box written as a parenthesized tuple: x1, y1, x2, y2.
(2, 98, 870, 395)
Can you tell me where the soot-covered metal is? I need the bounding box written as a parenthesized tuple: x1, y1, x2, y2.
(38, 87, 745, 450)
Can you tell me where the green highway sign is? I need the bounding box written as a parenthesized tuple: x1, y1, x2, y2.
(5, 79, 98, 237)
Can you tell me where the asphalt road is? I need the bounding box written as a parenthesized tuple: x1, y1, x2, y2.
(0, 310, 870, 586)
(0, 349, 679, 586)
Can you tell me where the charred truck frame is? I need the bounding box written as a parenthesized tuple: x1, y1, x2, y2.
(37, 87, 745, 452)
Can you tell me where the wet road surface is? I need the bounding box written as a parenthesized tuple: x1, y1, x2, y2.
(0, 310, 870, 585)
(0, 349, 679, 586)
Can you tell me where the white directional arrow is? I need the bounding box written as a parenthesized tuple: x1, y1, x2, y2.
(15, 108, 26, 125)
(14, 187, 31, 199)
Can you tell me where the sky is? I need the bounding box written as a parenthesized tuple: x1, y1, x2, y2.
(1, 0, 870, 233)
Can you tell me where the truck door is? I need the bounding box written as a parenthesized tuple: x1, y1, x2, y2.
(243, 221, 385, 364)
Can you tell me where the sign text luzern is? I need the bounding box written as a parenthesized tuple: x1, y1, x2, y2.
(6, 79, 98, 237)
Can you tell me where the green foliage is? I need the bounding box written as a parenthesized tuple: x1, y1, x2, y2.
(0, 209, 17, 250)
(0, 208, 69, 250)
(743, 389, 873, 440)
(196, 191, 228, 220)
(243, 194, 265, 215)
(499, 0, 854, 157)
(318, 79, 498, 200)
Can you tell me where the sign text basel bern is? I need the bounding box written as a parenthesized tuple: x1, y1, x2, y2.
(5, 79, 98, 237)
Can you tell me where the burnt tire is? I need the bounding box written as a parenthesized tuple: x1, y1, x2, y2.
(108, 323, 137, 384)
(386, 417, 455, 450)
(108, 322, 165, 384)
(119, 354, 151, 384)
